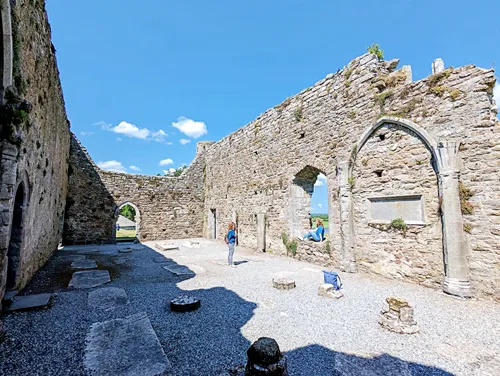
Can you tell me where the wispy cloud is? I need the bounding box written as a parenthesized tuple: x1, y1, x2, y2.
(159, 158, 174, 166)
(97, 160, 127, 173)
(94, 120, 169, 143)
(179, 138, 191, 145)
(80, 131, 94, 136)
(129, 165, 141, 171)
(163, 168, 176, 175)
(172, 116, 207, 138)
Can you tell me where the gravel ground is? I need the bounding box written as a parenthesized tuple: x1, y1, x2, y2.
(0, 239, 499, 376)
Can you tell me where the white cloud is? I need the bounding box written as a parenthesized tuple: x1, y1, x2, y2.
(80, 131, 94, 136)
(116, 138, 122, 142)
(111, 121, 150, 139)
(152, 129, 168, 143)
(318, 204, 323, 208)
(172, 116, 207, 138)
(163, 168, 176, 175)
(129, 165, 141, 171)
(179, 138, 191, 145)
(314, 173, 327, 186)
(494, 82, 500, 109)
(97, 160, 127, 173)
(166, 141, 173, 145)
(159, 158, 174, 166)
(93, 121, 112, 130)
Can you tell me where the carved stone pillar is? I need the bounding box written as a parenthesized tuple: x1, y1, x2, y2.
(338, 161, 356, 272)
(438, 141, 473, 297)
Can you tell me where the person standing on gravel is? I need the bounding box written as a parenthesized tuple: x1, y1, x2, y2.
(225, 222, 237, 267)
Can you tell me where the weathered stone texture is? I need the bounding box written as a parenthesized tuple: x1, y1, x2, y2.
(201, 54, 499, 299)
(0, 0, 70, 303)
(63, 135, 207, 244)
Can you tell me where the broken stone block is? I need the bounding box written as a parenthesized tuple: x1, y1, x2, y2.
(272, 278, 295, 290)
(379, 297, 419, 334)
(170, 295, 200, 312)
(318, 283, 344, 299)
(246, 337, 288, 376)
(163, 265, 195, 276)
(69, 270, 111, 289)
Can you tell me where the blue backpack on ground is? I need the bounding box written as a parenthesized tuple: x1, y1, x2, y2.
(322, 270, 342, 290)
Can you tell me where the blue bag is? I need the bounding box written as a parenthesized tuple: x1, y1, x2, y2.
(322, 270, 342, 290)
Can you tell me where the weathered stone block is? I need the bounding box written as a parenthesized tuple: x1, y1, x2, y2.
(318, 283, 344, 299)
(379, 297, 419, 334)
(272, 278, 295, 290)
(246, 337, 288, 376)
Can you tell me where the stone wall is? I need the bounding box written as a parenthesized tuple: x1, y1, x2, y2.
(202, 53, 499, 299)
(63, 136, 207, 245)
(0, 0, 70, 303)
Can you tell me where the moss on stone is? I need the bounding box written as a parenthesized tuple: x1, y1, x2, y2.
(374, 89, 394, 107)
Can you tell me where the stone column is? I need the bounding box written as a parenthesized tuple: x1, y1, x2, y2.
(437, 141, 473, 297)
(338, 161, 356, 272)
(257, 213, 266, 252)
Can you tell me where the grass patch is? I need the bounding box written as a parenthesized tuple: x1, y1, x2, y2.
(374, 90, 394, 107)
(367, 43, 384, 60)
(116, 229, 136, 241)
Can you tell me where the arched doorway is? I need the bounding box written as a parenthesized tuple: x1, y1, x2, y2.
(113, 202, 141, 243)
(6, 182, 26, 290)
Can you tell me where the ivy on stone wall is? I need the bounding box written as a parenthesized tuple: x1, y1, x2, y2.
(0, 88, 32, 145)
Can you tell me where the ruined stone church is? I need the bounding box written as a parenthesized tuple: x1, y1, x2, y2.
(1, 0, 499, 309)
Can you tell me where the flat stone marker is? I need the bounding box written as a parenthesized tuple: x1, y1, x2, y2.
(163, 265, 195, 276)
(5, 293, 52, 312)
(272, 278, 296, 290)
(153, 256, 173, 263)
(71, 259, 97, 269)
(57, 254, 86, 262)
(155, 242, 179, 251)
(88, 287, 129, 311)
(118, 247, 133, 254)
(84, 312, 171, 376)
(170, 295, 200, 312)
(69, 270, 111, 289)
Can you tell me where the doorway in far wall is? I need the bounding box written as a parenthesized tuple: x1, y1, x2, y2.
(209, 209, 217, 239)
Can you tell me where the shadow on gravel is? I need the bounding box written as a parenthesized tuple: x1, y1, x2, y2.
(1, 243, 456, 376)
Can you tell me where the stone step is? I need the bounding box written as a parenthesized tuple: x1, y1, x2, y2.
(5, 293, 52, 312)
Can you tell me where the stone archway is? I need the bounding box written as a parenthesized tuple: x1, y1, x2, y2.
(6, 181, 28, 290)
(113, 202, 141, 242)
(338, 116, 471, 297)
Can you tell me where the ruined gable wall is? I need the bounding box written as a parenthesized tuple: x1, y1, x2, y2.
(203, 53, 499, 299)
(0, 0, 70, 299)
(63, 136, 206, 244)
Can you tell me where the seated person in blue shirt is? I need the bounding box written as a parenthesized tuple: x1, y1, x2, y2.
(303, 218, 325, 242)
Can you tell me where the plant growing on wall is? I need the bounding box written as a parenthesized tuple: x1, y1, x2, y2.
(390, 217, 408, 233)
(294, 106, 304, 122)
(367, 43, 384, 61)
(459, 182, 474, 215)
(281, 232, 298, 256)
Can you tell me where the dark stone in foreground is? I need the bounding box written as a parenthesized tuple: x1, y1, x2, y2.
(5, 293, 52, 312)
(170, 295, 200, 312)
(246, 337, 288, 376)
(0, 321, 5, 344)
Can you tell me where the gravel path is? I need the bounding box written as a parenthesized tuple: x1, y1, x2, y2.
(0, 239, 498, 375)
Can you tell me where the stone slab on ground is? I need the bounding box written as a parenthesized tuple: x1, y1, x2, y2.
(2, 290, 18, 302)
(118, 247, 133, 254)
(5, 293, 52, 312)
(56, 254, 86, 262)
(84, 312, 171, 376)
(88, 287, 129, 311)
(69, 270, 111, 289)
(155, 242, 179, 251)
(163, 265, 195, 276)
(272, 278, 296, 290)
(71, 259, 97, 269)
(153, 256, 173, 263)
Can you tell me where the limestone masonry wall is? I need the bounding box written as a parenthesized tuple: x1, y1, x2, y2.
(0, 0, 70, 303)
(202, 54, 499, 300)
(63, 136, 207, 244)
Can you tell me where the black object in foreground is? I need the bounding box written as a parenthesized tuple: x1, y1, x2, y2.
(169, 295, 201, 312)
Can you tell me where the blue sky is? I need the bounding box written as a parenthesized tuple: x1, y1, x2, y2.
(46, 0, 500, 214)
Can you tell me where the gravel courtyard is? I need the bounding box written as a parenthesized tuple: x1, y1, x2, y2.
(0, 239, 498, 376)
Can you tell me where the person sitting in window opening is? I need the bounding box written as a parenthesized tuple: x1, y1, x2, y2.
(302, 218, 325, 242)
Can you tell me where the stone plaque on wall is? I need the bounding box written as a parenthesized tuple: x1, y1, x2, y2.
(368, 195, 425, 225)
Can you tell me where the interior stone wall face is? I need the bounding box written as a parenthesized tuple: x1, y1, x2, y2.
(201, 54, 499, 299)
(63, 136, 206, 245)
(352, 126, 443, 288)
(0, 0, 70, 301)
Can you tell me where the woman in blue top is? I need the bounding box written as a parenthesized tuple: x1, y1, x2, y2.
(225, 222, 237, 267)
(303, 218, 325, 242)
